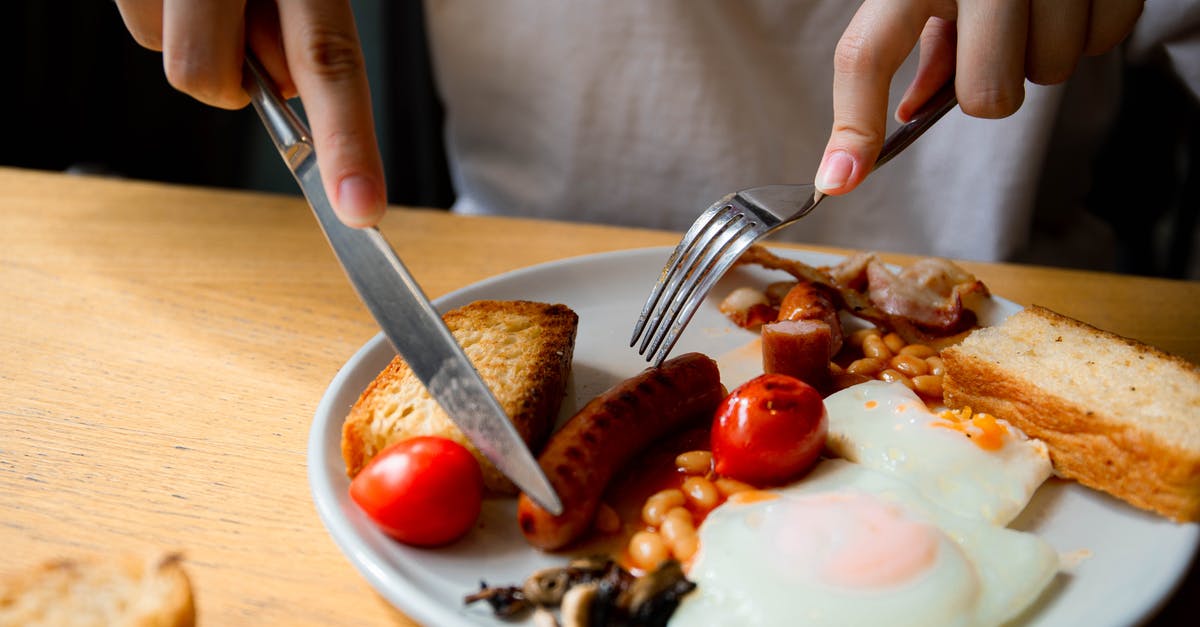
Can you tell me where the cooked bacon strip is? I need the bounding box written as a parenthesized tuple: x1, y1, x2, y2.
(718, 286, 779, 330)
(865, 257, 989, 334)
(734, 245, 989, 344)
(735, 245, 891, 328)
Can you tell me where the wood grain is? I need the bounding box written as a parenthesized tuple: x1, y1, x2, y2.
(1, 167, 1196, 625)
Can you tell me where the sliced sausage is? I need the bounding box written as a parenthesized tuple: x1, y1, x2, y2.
(777, 280, 843, 355)
(761, 319, 833, 394)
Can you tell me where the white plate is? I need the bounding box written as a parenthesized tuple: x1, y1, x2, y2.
(308, 247, 1198, 626)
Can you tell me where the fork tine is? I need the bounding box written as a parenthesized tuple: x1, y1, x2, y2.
(647, 226, 760, 365)
(641, 211, 761, 364)
(630, 199, 736, 347)
(636, 204, 745, 356)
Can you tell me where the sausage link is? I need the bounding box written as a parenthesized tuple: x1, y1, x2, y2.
(516, 352, 724, 550)
(777, 281, 844, 355)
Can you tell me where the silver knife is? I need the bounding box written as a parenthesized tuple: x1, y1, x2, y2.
(241, 54, 562, 515)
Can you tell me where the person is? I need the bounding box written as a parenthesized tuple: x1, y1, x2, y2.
(113, 0, 1196, 267)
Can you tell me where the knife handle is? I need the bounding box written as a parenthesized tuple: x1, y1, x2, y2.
(242, 54, 314, 171)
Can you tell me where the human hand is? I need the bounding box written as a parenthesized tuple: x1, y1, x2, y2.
(114, 0, 386, 227)
(814, 0, 1144, 195)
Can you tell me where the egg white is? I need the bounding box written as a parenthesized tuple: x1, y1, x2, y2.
(670, 460, 1060, 627)
(824, 381, 1052, 525)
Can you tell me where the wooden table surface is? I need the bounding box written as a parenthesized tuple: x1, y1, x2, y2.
(2, 166, 1196, 625)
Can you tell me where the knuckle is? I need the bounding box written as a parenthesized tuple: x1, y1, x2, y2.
(958, 83, 1024, 119)
(833, 33, 878, 75)
(318, 128, 378, 169)
(1026, 61, 1074, 86)
(300, 27, 364, 81)
(163, 50, 241, 109)
(830, 121, 883, 150)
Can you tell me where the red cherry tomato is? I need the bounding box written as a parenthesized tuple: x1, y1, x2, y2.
(349, 436, 484, 547)
(711, 373, 828, 485)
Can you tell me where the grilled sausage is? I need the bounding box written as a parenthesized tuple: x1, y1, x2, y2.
(777, 280, 843, 355)
(517, 352, 724, 550)
(761, 319, 833, 394)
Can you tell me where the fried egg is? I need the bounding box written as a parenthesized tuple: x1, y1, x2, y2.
(824, 381, 1052, 525)
(670, 460, 1059, 627)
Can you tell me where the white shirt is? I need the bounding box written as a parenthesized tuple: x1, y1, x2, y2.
(424, 0, 1199, 266)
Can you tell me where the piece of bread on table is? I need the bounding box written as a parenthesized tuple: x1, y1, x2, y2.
(342, 299, 579, 494)
(0, 552, 195, 627)
(941, 305, 1200, 522)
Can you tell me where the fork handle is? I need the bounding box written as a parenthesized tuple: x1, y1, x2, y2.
(874, 78, 958, 171)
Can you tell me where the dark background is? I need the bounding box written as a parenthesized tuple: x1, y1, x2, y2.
(3, 1, 1198, 280)
(4, 0, 454, 210)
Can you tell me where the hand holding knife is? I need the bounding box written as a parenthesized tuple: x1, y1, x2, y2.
(241, 54, 562, 515)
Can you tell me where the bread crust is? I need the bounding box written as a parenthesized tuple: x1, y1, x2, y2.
(942, 305, 1200, 522)
(0, 552, 195, 627)
(341, 300, 578, 494)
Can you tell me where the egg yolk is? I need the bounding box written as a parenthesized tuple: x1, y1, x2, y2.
(771, 493, 941, 589)
(932, 407, 1008, 451)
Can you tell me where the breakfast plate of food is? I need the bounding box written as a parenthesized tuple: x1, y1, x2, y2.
(308, 246, 1199, 626)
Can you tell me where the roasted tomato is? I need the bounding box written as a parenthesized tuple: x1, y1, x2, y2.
(349, 436, 483, 546)
(711, 374, 828, 485)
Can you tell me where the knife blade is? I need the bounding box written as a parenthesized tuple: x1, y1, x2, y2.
(241, 54, 562, 515)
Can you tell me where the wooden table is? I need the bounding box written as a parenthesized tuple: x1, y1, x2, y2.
(2, 167, 1196, 625)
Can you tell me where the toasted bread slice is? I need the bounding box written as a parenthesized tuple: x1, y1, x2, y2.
(0, 552, 195, 627)
(942, 305, 1200, 522)
(342, 300, 578, 494)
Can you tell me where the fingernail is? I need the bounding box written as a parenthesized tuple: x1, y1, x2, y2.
(337, 175, 384, 227)
(816, 151, 855, 193)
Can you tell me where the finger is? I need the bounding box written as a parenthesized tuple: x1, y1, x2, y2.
(1084, 0, 1144, 56)
(245, 0, 296, 98)
(278, 0, 386, 227)
(896, 17, 957, 123)
(115, 0, 165, 51)
(161, 0, 249, 109)
(1026, 0, 1089, 85)
(955, 0, 1029, 118)
(817, 0, 947, 194)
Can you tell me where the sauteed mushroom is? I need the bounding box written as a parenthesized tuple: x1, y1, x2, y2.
(465, 557, 695, 626)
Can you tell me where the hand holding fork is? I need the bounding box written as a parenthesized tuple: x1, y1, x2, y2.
(630, 80, 959, 367)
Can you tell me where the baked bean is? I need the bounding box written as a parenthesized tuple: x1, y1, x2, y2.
(926, 356, 946, 376)
(833, 372, 872, 391)
(642, 489, 685, 527)
(628, 531, 669, 571)
(675, 450, 713, 475)
(593, 502, 621, 534)
(913, 374, 944, 399)
(879, 368, 914, 390)
(725, 489, 778, 505)
(681, 476, 720, 512)
(848, 327, 881, 348)
(890, 354, 930, 377)
(673, 533, 699, 561)
(659, 507, 696, 546)
(714, 477, 755, 497)
(899, 344, 936, 359)
(847, 357, 886, 376)
(862, 334, 893, 360)
(883, 332, 906, 353)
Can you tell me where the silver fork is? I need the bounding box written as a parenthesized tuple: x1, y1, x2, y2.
(631, 80, 959, 366)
